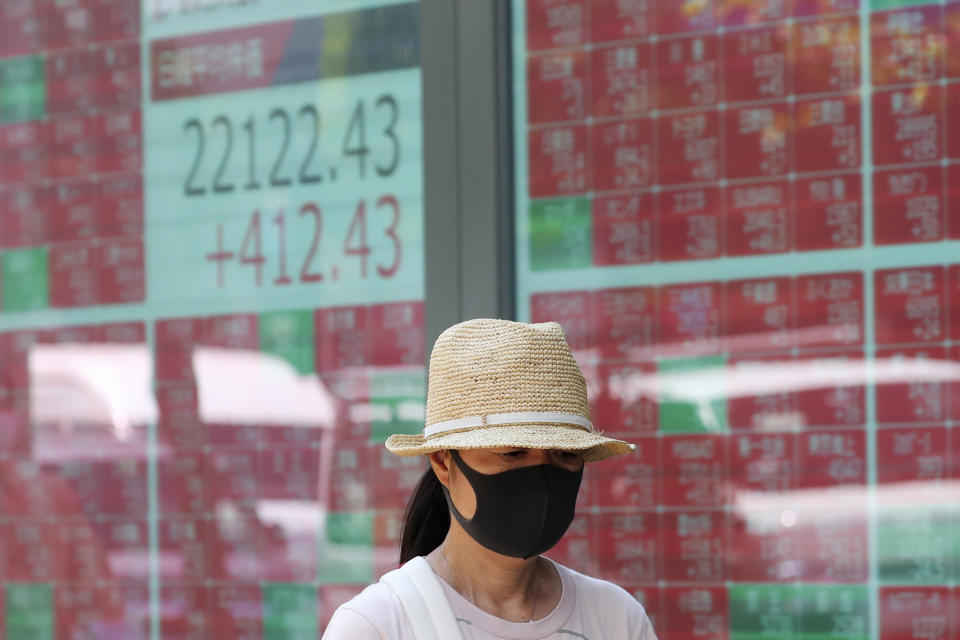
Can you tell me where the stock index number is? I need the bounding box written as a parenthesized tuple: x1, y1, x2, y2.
(183, 95, 399, 196)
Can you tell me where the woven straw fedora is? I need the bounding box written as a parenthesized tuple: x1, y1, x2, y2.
(385, 318, 634, 462)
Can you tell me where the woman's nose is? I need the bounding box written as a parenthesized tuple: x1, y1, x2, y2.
(527, 449, 551, 465)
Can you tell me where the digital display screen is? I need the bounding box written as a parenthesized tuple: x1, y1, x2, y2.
(512, 1, 960, 638)
(0, 1, 424, 636)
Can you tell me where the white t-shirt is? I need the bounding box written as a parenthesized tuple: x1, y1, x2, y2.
(322, 558, 658, 640)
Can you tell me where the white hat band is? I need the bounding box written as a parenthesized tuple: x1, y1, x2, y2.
(423, 411, 593, 438)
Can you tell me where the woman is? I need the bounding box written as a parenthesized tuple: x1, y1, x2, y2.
(323, 319, 658, 640)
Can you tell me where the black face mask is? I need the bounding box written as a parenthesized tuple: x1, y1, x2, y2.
(442, 450, 584, 559)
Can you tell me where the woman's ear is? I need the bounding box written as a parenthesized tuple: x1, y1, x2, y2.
(428, 450, 453, 488)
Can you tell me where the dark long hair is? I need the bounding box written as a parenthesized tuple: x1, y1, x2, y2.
(399, 468, 450, 564)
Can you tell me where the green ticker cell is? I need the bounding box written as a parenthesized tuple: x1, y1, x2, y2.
(528, 197, 592, 271)
(876, 506, 960, 584)
(325, 510, 374, 546)
(658, 355, 727, 433)
(259, 309, 316, 375)
(262, 583, 318, 640)
(796, 585, 869, 640)
(2, 247, 49, 311)
(0, 55, 45, 122)
(869, 0, 936, 9)
(319, 511, 374, 584)
(6, 582, 54, 640)
(369, 368, 426, 443)
(730, 584, 798, 640)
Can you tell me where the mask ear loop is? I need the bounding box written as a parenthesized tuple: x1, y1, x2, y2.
(444, 449, 530, 526)
(448, 449, 480, 481)
(443, 450, 477, 525)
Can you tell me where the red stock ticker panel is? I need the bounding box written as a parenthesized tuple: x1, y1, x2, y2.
(0, 0, 143, 317)
(530, 271, 865, 360)
(522, 1, 881, 272)
(149, 302, 425, 616)
(522, 0, 960, 278)
(520, 0, 960, 638)
(0, 319, 151, 637)
(878, 586, 958, 640)
(524, 286, 960, 628)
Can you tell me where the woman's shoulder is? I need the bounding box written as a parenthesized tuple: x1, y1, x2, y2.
(551, 562, 657, 639)
(553, 562, 653, 620)
(322, 581, 412, 640)
(556, 562, 637, 598)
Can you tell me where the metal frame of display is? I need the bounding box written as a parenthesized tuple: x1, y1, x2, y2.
(421, 0, 516, 350)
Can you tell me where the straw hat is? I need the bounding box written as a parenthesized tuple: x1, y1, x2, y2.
(385, 318, 634, 462)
